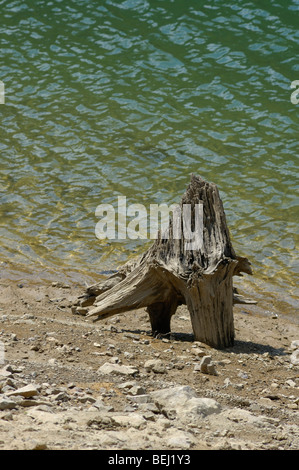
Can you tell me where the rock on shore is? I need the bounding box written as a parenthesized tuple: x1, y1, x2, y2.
(0, 280, 298, 450)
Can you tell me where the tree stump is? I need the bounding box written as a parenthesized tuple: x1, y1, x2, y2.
(73, 175, 255, 349)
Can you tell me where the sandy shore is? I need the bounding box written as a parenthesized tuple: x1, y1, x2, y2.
(0, 277, 298, 451)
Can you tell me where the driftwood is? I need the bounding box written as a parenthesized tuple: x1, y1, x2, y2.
(73, 175, 256, 349)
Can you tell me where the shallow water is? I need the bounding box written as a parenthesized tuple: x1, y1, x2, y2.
(0, 0, 298, 317)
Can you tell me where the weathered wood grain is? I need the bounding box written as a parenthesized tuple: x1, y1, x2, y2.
(73, 175, 255, 349)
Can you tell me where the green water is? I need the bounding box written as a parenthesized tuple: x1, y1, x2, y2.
(0, 0, 298, 316)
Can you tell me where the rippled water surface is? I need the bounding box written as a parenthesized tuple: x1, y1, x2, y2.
(0, 0, 298, 316)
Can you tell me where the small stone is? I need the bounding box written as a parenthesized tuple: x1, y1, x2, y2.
(118, 381, 136, 390)
(0, 364, 15, 378)
(51, 281, 69, 289)
(150, 386, 221, 423)
(144, 359, 165, 374)
(221, 359, 232, 365)
(270, 382, 279, 389)
(223, 378, 232, 387)
(54, 391, 70, 402)
(0, 369, 12, 378)
(31, 442, 49, 450)
(191, 348, 206, 357)
(127, 394, 151, 405)
(287, 403, 298, 410)
(75, 307, 88, 316)
(127, 385, 146, 396)
(7, 384, 39, 398)
(285, 379, 296, 387)
(290, 349, 299, 366)
(197, 356, 217, 375)
(206, 363, 217, 375)
(238, 371, 249, 379)
(199, 355, 211, 372)
(166, 430, 194, 449)
(0, 396, 17, 410)
(109, 356, 120, 364)
(111, 413, 146, 429)
(3, 378, 16, 389)
(48, 358, 58, 366)
(142, 411, 156, 421)
(259, 397, 274, 406)
(234, 383, 244, 390)
(19, 399, 47, 408)
(2, 385, 15, 394)
(123, 333, 140, 341)
(90, 399, 113, 412)
(106, 325, 119, 333)
(290, 340, 299, 350)
(77, 395, 96, 404)
(98, 363, 138, 376)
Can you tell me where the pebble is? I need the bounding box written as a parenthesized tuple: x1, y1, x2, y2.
(224, 378, 232, 387)
(144, 359, 165, 374)
(7, 384, 39, 398)
(98, 362, 139, 376)
(290, 340, 299, 350)
(285, 379, 296, 388)
(195, 356, 217, 376)
(290, 349, 299, 366)
(191, 347, 206, 357)
(123, 333, 140, 341)
(127, 385, 146, 396)
(0, 368, 13, 378)
(127, 394, 151, 405)
(53, 392, 70, 402)
(0, 396, 17, 410)
(238, 371, 249, 379)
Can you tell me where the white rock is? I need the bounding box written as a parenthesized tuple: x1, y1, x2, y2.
(0, 365, 13, 378)
(191, 347, 206, 357)
(7, 384, 39, 398)
(290, 340, 299, 350)
(223, 378, 232, 387)
(150, 385, 221, 424)
(98, 362, 138, 376)
(127, 394, 151, 404)
(150, 385, 197, 406)
(144, 359, 165, 373)
(127, 385, 146, 396)
(91, 398, 114, 412)
(285, 379, 296, 388)
(198, 356, 217, 375)
(290, 349, 299, 366)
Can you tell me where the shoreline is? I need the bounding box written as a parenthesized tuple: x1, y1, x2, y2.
(0, 271, 298, 450)
(1, 258, 298, 325)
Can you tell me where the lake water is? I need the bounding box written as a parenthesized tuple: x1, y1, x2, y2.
(0, 0, 298, 320)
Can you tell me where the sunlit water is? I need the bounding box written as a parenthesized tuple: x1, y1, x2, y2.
(0, 0, 298, 320)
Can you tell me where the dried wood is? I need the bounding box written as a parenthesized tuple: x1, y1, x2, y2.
(73, 175, 256, 349)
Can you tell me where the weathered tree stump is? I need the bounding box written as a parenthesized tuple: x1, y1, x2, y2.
(73, 175, 255, 349)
